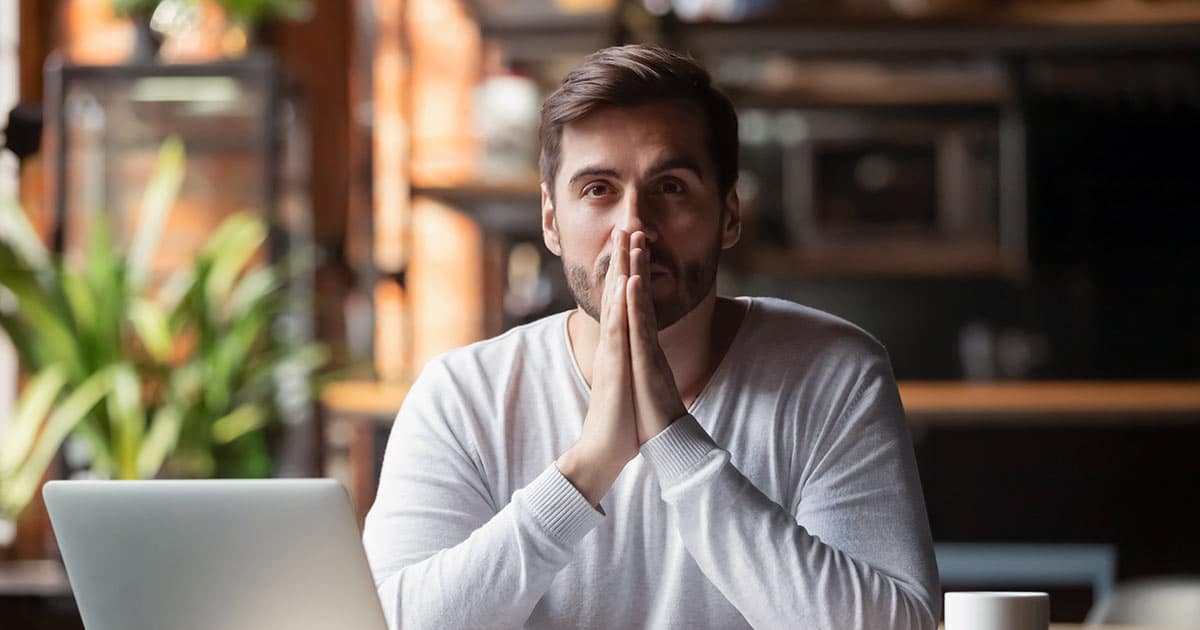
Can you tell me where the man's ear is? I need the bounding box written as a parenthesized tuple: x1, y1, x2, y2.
(720, 185, 742, 250)
(541, 183, 562, 257)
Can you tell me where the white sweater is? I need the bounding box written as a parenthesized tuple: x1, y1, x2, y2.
(363, 297, 940, 629)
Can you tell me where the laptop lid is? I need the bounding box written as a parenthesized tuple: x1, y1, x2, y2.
(43, 479, 388, 630)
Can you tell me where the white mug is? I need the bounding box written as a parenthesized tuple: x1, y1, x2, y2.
(944, 591, 1050, 630)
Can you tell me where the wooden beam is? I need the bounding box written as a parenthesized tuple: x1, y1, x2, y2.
(17, 0, 58, 102)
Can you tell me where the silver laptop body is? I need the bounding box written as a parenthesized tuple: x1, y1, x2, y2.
(43, 479, 388, 630)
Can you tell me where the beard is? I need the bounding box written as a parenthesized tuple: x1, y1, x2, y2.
(565, 237, 720, 331)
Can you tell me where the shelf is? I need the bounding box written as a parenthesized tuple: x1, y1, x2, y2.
(685, 1, 1200, 57)
(462, 0, 614, 59)
(320, 380, 410, 421)
(719, 60, 1011, 109)
(723, 84, 1008, 110)
(461, 1, 1200, 58)
(988, 0, 1200, 26)
(322, 379, 1200, 425)
(733, 242, 1023, 278)
(413, 180, 541, 204)
(412, 181, 542, 235)
(679, 4, 1200, 57)
(900, 381, 1200, 421)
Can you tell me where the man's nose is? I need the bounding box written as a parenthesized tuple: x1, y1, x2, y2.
(618, 189, 657, 242)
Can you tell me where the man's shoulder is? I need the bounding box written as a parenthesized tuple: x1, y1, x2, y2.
(426, 310, 570, 374)
(744, 296, 888, 363)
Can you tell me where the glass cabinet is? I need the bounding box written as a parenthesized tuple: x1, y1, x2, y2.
(44, 53, 310, 279)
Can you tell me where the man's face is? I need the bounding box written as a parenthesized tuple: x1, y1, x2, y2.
(541, 101, 740, 330)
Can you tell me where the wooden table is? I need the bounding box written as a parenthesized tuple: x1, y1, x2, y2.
(0, 559, 71, 596)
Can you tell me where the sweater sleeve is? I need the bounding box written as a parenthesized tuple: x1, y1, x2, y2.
(639, 352, 940, 630)
(361, 359, 604, 630)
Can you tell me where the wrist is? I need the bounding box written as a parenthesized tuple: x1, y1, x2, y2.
(638, 407, 686, 446)
(556, 445, 622, 508)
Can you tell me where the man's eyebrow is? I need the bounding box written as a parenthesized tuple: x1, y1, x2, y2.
(643, 157, 704, 181)
(567, 167, 621, 189)
(566, 157, 704, 189)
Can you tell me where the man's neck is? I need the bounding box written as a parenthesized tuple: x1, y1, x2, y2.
(567, 290, 740, 406)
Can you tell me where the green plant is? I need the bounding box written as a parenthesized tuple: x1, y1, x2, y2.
(111, 0, 166, 18)
(0, 137, 327, 520)
(218, 0, 313, 26)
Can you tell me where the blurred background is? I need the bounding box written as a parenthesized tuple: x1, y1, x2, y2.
(0, 0, 1198, 627)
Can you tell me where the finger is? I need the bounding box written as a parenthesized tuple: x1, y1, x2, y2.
(603, 265, 620, 334)
(625, 244, 655, 349)
(631, 280, 683, 409)
(629, 246, 644, 282)
(632, 232, 646, 279)
(629, 230, 643, 255)
(627, 274, 653, 365)
(613, 229, 629, 281)
(612, 274, 630, 361)
(626, 274, 660, 429)
(599, 231, 620, 315)
(595, 273, 628, 394)
(633, 249, 658, 337)
(625, 274, 645, 366)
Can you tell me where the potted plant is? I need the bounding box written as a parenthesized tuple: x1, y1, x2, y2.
(0, 137, 327, 544)
(216, 0, 313, 57)
(218, 0, 313, 27)
(111, 0, 168, 62)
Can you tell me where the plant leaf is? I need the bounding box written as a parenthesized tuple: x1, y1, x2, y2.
(0, 365, 68, 477)
(128, 298, 173, 363)
(228, 266, 279, 321)
(61, 270, 97, 341)
(106, 363, 146, 480)
(0, 367, 112, 517)
(201, 213, 267, 320)
(210, 404, 267, 445)
(0, 267, 85, 379)
(127, 137, 186, 289)
(167, 361, 205, 404)
(83, 215, 128, 367)
(83, 212, 116, 294)
(0, 310, 38, 373)
(157, 268, 195, 316)
(234, 343, 328, 408)
(72, 419, 114, 479)
(137, 405, 183, 479)
(205, 305, 268, 412)
(0, 194, 49, 271)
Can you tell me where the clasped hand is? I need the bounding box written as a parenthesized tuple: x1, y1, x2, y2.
(558, 229, 688, 506)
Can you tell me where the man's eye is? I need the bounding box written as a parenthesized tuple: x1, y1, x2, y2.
(583, 184, 610, 198)
(659, 180, 685, 194)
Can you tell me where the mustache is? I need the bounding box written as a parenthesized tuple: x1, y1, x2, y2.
(595, 244, 677, 284)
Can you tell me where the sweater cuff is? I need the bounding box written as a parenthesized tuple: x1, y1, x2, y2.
(639, 414, 718, 486)
(516, 463, 604, 546)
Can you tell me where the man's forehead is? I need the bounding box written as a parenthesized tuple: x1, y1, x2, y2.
(562, 101, 704, 143)
(557, 102, 710, 177)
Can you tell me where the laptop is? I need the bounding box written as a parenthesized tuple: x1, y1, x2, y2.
(43, 479, 388, 630)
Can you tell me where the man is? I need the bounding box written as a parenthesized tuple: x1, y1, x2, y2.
(363, 45, 940, 629)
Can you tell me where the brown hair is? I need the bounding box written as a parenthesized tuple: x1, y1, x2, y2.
(539, 44, 739, 201)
